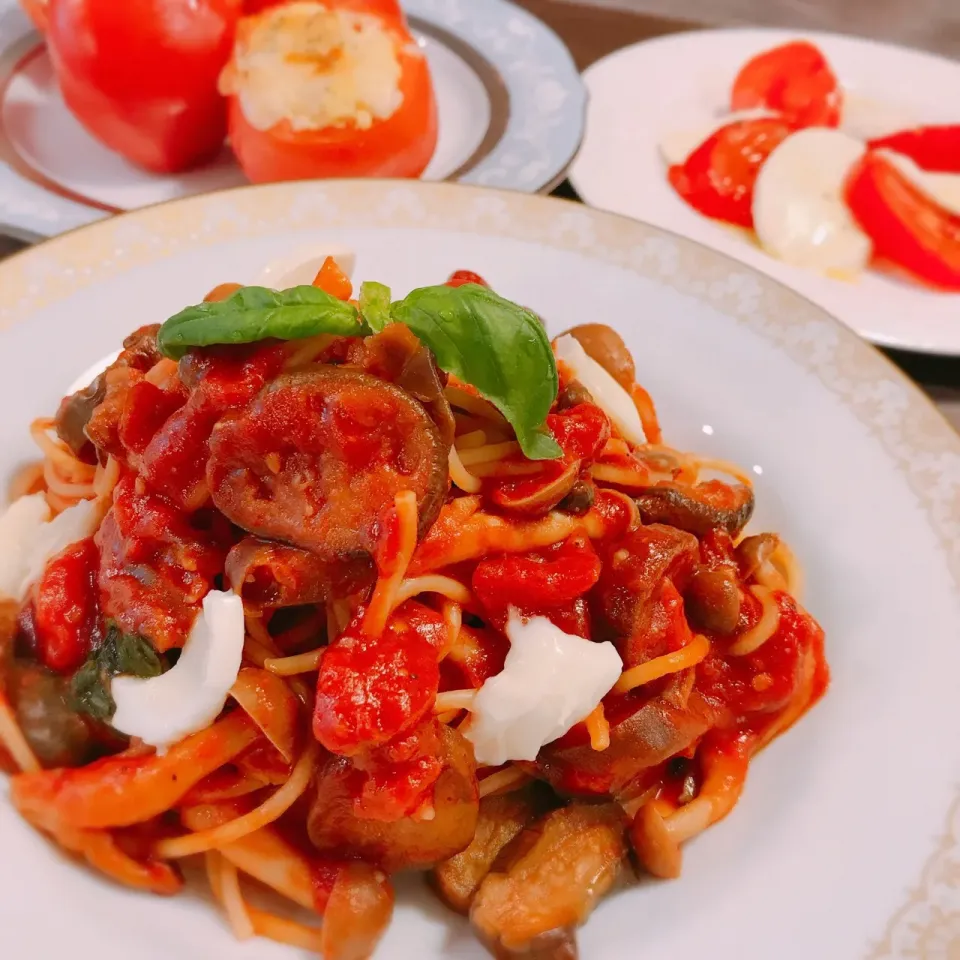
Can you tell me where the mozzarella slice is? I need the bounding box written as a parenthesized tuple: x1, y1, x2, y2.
(553, 334, 646, 446)
(257, 245, 357, 290)
(658, 109, 777, 166)
(877, 149, 960, 217)
(66, 350, 122, 396)
(0, 495, 100, 602)
(752, 128, 872, 273)
(463, 609, 622, 766)
(111, 590, 245, 753)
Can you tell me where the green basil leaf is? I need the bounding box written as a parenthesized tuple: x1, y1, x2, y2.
(359, 281, 392, 333)
(69, 659, 115, 722)
(111, 631, 164, 679)
(391, 283, 561, 460)
(157, 285, 367, 359)
(69, 624, 165, 722)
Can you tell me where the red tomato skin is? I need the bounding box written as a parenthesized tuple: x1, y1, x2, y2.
(48, 0, 241, 173)
(472, 536, 602, 615)
(731, 40, 841, 128)
(313, 616, 440, 756)
(224, 7, 437, 182)
(668, 118, 795, 228)
(846, 152, 960, 291)
(868, 125, 960, 174)
(33, 538, 100, 674)
(446, 270, 489, 288)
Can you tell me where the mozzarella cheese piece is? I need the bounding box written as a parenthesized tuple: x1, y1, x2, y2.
(257, 245, 357, 290)
(0, 495, 100, 602)
(221, 2, 404, 133)
(111, 590, 245, 753)
(658, 109, 777, 166)
(752, 128, 873, 273)
(877, 149, 960, 217)
(464, 610, 622, 766)
(553, 334, 646, 446)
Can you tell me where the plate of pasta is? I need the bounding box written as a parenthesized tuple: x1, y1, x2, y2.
(1, 180, 959, 960)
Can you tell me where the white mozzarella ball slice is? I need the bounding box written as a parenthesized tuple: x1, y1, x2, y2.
(753, 128, 873, 273)
(111, 590, 245, 753)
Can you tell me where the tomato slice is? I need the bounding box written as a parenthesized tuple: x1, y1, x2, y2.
(668, 118, 795, 228)
(845, 151, 960, 291)
(731, 40, 841, 128)
(222, 0, 437, 182)
(868, 125, 960, 174)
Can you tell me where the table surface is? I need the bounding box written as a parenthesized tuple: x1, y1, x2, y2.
(1, 0, 958, 430)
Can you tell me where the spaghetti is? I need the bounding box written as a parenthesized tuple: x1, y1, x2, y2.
(0, 269, 827, 960)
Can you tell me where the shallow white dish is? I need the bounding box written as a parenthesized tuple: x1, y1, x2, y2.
(569, 27, 960, 356)
(0, 0, 584, 239)
(1, 179, 959, 958)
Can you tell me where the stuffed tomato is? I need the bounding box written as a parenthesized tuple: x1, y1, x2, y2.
(219, 0, 438, 182)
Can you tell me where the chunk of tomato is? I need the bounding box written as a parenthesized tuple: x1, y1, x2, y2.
(731, 40, 841, 128)
(846, 151, 960, 291)
(33, 538, 100, 674)
(668, 118, 795, 228)
(868, 125, 960, 174)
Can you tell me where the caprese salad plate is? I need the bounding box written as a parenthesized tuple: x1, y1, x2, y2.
(569, 28, 960, 356)
(0, 0, 584, 241)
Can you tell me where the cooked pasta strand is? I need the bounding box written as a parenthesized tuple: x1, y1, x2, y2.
(728, 586, 781, 656)
(155, 741, 319, 859)
(615, 635, 711, 694)
(0, 690, 40, 773)
(265, 649, 324, 676)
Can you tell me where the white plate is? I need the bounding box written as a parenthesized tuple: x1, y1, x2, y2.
(0, 0, 584, 239)
(568, 28, 960, 356)
(1, 180, 959, 959)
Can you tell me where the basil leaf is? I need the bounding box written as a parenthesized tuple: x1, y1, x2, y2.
(70, 623, 165, 722)
(359, 281, 392, 333)
(158, 285, 367, 359)
(70, 659, 115, 722)
(391, 283, 561, 460)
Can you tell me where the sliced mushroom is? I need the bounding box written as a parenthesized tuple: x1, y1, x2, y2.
(685, 566, 742, 635)
(562, 325, 636, 390)
(470, 803, 627, 959)
(635, 480, 755, 538)
(432, 785, 549, 914)
(735, 533, 780, 581)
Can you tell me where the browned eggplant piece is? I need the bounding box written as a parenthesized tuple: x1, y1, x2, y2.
(685, 565, 742, 635)
(225, 537, 374, 611)
(432, 786, 549, 914)
(556, 380, 594, 410)
(308, 724, 479, 872)
(55, 375, 106, 461)
(207, 367, 449, 559)
(556, 480, 596, 516)
(635, 480, 754, 538)
(592, 524, 699, 642)
(562, 324, 636, 390)
(356, 324, 456, 447)
(536, 692, 717, 797)
(470, 803, 627, 959)
(735, 533, 780, 580)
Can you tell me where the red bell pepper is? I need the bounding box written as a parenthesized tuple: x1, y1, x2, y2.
(47, 0, 242, 173)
